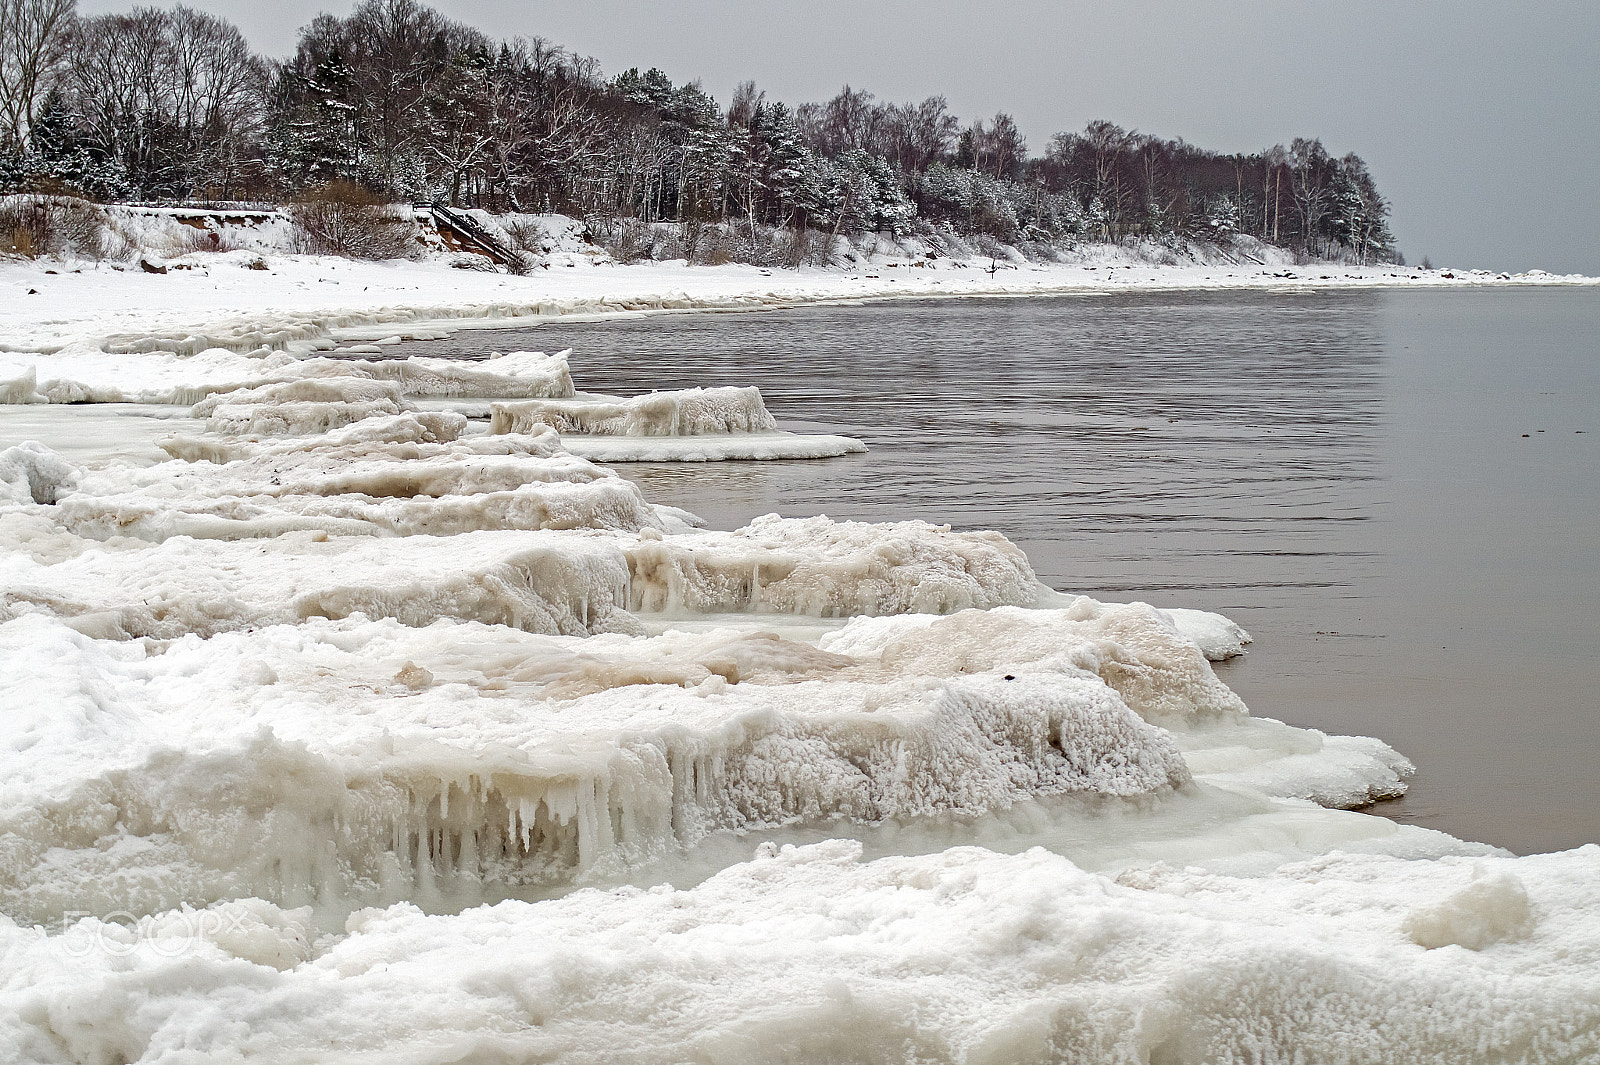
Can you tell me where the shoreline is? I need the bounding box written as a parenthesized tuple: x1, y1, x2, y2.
(3, 249, 1595, 373)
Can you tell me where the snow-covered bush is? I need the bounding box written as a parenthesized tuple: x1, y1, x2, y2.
(288, 182, 419, 260)
(0, 194, 115, 259)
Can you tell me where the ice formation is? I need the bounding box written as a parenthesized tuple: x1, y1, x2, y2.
(0, 611, 1205, 924)
(559, 430, 868, 462)
(1, 329, 1593, 1065)
(44, 417, 665, 542)
(490, 385, 777, 437)
(625, 515, 1041, 616)
(489, 384, 866, 461)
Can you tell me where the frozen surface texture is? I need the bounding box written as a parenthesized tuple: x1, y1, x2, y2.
(2, 842, 1596, 1065)
(627, 515, 1039, 617)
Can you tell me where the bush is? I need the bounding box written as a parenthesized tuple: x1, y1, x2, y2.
(288, 182, 419, 260)
(585, 215, 653, 263)
(0, 195, 113, 259)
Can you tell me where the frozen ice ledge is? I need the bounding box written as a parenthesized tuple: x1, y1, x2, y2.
(1, 347, 867, 461)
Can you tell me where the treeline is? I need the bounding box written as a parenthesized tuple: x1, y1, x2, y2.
(0, 0, 1396, 262)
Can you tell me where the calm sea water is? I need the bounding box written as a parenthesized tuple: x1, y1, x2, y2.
(389, 287, 1600, 855)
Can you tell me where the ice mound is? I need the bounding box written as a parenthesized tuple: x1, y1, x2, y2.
(490, 385, 778, 437)
(0, 529, 638, 639)
(6, 842, 1595, 1065)
(1175, 718, 1415, 807)
(0, 366, 45, 404)
(189, 376, 414, 435)
(626, 514, 1040, 617)
(293, 349, 576, 399)
(0, 614, 1188, 921)
(821, 602, 1248, 725)
(44, 419, 663, 542)
(0, 346, 579, 408)
(1161, 606, 1253, 660)
(1403, 866, 1536, 949)
(0, 441, 76, 505)
(820, 606, 1412, 806)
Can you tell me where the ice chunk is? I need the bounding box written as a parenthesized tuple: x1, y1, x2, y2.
(0, 365, 45, 404)
(189, 377, 412, 435)
(822, 602, 1248, 725)
(0, 441, 77, 505)
(1161, 607, 1253, 660)
(626, 514, 1040, 617)
(1403, 866, 1536, 949)
(292, 349, 576, 399)
(559, 431, 867, 462)
(490, 385, 777, 437)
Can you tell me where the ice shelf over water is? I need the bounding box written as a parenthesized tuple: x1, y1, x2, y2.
(0, 336, 1595, 1064)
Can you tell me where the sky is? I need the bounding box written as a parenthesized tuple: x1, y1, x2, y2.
(81, 0, 1600, 274)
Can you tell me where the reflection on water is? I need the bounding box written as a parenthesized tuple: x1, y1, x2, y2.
(390, 287, 1600, 854)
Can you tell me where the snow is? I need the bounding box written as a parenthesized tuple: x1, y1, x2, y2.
(0, 249, 1595, 1063)
(2, 842, 1595, 1064)
(2, 232, 1593, 416)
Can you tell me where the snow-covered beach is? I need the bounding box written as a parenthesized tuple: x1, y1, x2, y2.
(2, 246, 1599, 1063)
(3, 221, 1592, 402)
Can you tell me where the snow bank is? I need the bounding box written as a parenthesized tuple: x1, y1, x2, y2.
(490, 385, 778, 437)
(4, 841, 1595, 1065)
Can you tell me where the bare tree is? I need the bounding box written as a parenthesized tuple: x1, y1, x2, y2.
(0, 0, 75, 153)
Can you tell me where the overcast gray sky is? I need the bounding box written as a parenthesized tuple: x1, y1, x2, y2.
(83, 0, 1600, 274)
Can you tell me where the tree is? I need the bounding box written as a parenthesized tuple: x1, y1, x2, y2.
(0, 0, 74, 154)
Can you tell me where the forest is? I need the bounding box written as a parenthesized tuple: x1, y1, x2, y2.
(0, 0, 1397, 264)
